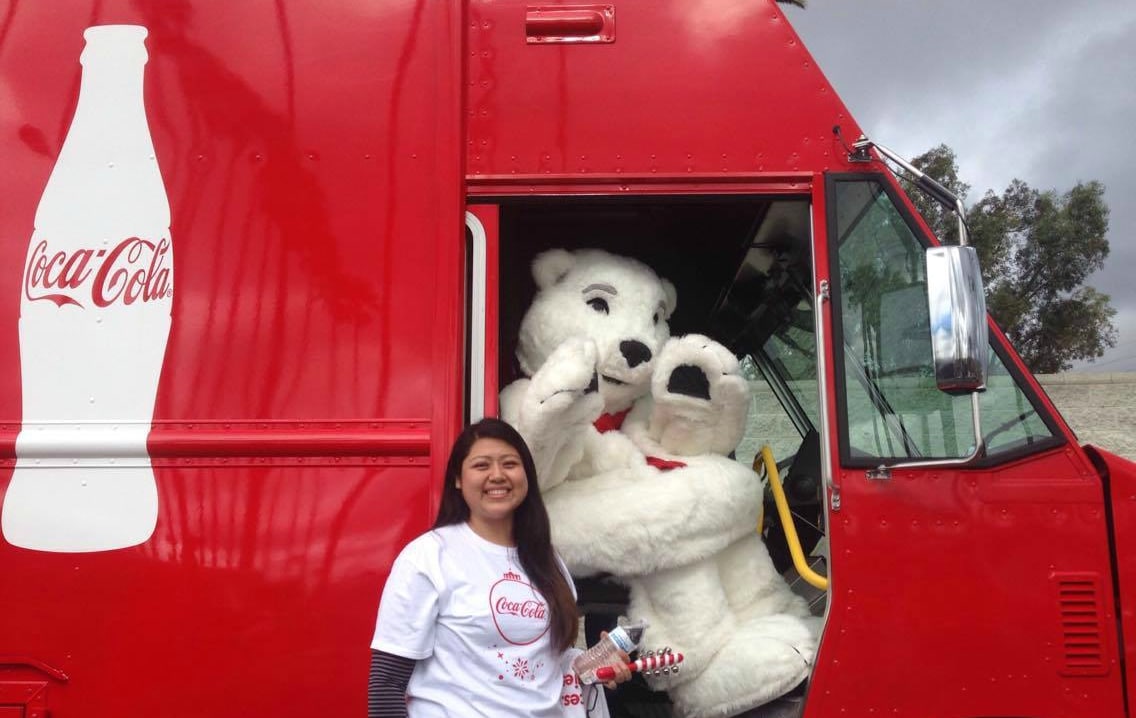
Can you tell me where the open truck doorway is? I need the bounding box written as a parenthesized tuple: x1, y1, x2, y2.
(484, 194, 827, 717)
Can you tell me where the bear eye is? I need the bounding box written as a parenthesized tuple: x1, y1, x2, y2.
(587, 297, 610, 315)
(653, 312, 661, 326)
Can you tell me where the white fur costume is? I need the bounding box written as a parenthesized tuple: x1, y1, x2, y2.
(501, 250, 820, 718)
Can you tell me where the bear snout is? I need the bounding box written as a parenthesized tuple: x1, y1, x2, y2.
(620, 340, 653, 368)
(666, 364, 711, 400)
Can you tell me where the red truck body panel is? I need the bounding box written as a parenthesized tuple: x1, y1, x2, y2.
(1089, 444, 1136, 710)
(467, 0, 862, 183)
(1, 1, 463, 715)
(812, 447, 1125, 716)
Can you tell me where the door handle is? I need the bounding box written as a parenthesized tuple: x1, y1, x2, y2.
(526, 5, 615, 44)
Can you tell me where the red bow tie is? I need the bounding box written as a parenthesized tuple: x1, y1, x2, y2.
(593, 408, 631, 433)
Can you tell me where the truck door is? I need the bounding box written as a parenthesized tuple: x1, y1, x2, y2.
(803, 173, 1127, 717)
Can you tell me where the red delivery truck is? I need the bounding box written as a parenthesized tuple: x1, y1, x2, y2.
(1, 1, 1133, 717)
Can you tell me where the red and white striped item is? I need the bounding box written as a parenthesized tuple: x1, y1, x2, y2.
(594, 651, 685, 682)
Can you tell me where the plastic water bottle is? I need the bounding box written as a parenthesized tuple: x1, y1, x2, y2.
(573, 620, 649, 685)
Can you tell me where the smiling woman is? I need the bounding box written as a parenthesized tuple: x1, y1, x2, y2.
(368, 418, 631, 718)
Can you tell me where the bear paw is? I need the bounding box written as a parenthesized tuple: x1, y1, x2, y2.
(510, 337, 605, 490)
(647, 334, 750, 457)
(521, 336, 604, 427)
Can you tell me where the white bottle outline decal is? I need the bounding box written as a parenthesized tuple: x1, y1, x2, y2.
(3, 25, 172, 553)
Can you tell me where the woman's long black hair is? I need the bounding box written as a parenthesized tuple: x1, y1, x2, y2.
(434, 417, 579, 653)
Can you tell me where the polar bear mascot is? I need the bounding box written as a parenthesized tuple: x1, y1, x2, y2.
(545, 334, 820, 718)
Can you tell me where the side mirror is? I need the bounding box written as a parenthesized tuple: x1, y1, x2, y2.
(925, 246, 988, 394)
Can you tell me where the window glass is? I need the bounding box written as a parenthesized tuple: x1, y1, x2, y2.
(737, 316, 819, 469)
(980, 352, 1055, 455)
(710, 199, 817, 470)
(832, 179, 1055, 462)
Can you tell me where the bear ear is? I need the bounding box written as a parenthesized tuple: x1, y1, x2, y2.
(661, 278, 678, 319)
(532, 249, 577, 289)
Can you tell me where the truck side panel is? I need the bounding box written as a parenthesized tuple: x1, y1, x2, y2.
(0, 1, 463, 715)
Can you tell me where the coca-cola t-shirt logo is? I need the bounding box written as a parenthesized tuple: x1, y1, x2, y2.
(490, 571, 550, 646)
(24, 236, 173, 308)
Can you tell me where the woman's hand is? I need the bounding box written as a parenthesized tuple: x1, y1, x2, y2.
(597, 631, 633, 690)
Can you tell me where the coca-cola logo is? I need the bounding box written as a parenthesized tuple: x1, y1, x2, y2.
(489, 571, 550, 646)
(495, 597, 548, 620)
(24, 237, 172, 308)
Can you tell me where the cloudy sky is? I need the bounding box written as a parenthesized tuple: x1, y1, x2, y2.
(785, 0, 1136, 372)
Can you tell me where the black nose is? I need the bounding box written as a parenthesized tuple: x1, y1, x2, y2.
(667, 364, 711, 400)
(620, 340, 652, 368)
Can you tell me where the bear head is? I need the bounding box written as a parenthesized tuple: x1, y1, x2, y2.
(517, 249, 677, 413)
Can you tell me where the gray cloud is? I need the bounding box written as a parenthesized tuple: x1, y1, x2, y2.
(788, 1, 1136, 371)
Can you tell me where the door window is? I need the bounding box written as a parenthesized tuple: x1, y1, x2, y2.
(830, 178, 1057, 463)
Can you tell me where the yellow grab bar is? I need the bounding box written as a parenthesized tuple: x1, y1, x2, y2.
(757, 445, 829, 591)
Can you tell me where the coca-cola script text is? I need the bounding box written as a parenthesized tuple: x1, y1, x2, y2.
(495, 597, 548, 620)
(24, 237, 172, 308)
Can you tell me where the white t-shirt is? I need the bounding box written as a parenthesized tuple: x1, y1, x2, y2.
(372, 522, 577, 718)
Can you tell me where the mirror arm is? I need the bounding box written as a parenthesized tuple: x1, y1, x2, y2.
(869, 393, 986, 478)
(850, 135, 970, 246)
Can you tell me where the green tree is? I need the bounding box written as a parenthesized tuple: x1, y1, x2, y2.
(901, 145, 1116, 374)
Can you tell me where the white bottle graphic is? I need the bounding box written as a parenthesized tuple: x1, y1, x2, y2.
(2, 25, 172, 552)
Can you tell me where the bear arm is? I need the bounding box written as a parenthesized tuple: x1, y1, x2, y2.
(561, 427, 646, 481)
(500, 339, 606, 491)
(500, 378, 592, 491)
(546, 457, 762, 577)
